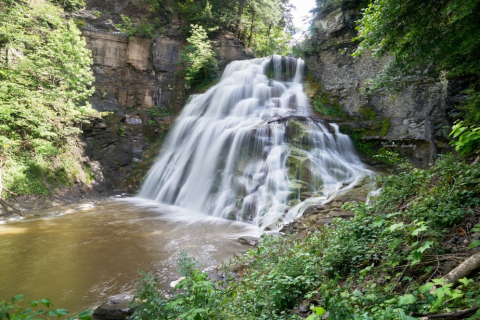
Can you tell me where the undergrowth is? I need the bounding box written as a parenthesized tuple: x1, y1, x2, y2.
(129, 154, 480, 319)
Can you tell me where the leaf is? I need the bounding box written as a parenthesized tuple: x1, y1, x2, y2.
(398, 294, 416, 306)
(434, 287, 445, 300)
(55, 309, 70, 318)
(12, 295, 23, 303)
(39, 299, 52, 308)
(0, 309, 8, 320)
(417, 241, 433, 253)
(412, 225, 428, 236)
(305, 315, 318, 320)
(419, 283, 434, 294)
(389, 222, 405, 232)
(389, 239, 402, 251)
(77, 310, 93, 320)
(312, 306, 326, 316)
(458, 277, 473, 286)
(468, 240, 480, 249)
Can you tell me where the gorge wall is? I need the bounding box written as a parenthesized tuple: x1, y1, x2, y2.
(304, 4, 463, 167)
(77, 5, 254, 193)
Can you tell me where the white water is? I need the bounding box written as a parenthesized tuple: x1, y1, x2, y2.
(139, 56, 370, 229)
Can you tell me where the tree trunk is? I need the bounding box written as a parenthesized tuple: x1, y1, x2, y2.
(248, 8, 255, 48)
(235, 0, 247, 37)
(442, 250, 480, 286)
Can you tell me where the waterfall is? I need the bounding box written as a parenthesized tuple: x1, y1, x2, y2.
(139, 56, 370, 229)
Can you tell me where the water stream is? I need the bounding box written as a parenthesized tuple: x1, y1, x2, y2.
(140, 56, 370, 228)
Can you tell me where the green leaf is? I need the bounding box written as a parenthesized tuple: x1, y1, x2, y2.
(12, 295, 23, 303)
(389, 222, 404, 232)
(77, 310, 93, 320)
(0, 309, 8, 320)
(458, 277, 473, 286)
(412, 225, 428, 236)
(55, 309, 69, 318)
(398, 294, 416, 306)
(312, 306, 326, 316)
(468, 240, 480, 249)
(419, 283, 434, 294)
(39, 299, 52, 308)
(417, 241, 433, 253)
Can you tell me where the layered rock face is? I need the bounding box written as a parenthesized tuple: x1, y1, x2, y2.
(304, 5, 462, 167)
(79, 27, 254, 192)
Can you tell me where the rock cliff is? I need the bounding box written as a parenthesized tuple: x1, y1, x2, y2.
(78, 27, 253, 192)
(304, 4, 463, 167)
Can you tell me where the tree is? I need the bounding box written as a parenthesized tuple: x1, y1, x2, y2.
(354, 0, 480, 124)
(0, 0, 100, 194)
(179, 24, 217, 87)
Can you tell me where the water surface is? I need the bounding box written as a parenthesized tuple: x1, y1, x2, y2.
(0, 198, 260, 314)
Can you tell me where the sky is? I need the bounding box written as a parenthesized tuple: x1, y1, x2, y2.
(291, 0, 317, 39)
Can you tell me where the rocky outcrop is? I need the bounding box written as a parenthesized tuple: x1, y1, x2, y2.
(79, 30, 183, 192)
(304, 5, 462, 167)
(211, 31, 255, 69)
(80, 28, 255, 192)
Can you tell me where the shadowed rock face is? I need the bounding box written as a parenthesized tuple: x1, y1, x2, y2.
(79, 27, 255, 192)
(304, 5, 464, 167)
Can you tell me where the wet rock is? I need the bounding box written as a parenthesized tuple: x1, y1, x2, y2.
(93, 296, 133, 320)
(326, 210, 355, 218)
(315, 218, 335, 226)
(304, 204, 327, 215)
(238, 236, 261, 246)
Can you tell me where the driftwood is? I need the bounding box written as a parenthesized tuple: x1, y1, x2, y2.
(442, 250, 480, 286)
(412, 306, 479, 319)
(0, 167, 23, 216)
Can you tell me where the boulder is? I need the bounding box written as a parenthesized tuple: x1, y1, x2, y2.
(238, 236, 261, 246)
(93, 296, 133, 320)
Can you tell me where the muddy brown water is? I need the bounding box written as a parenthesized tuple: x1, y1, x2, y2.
(0, 198, 260, 314)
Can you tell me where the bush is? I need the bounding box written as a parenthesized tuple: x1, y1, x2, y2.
(0, 0, 101, 194)
(0, 294, 92, 320)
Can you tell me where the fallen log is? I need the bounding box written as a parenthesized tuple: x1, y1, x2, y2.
(442, 250, 480, 286)
(412, 306, 479, 319)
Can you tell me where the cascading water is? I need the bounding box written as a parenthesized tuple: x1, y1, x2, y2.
(139, 55, 371, 229)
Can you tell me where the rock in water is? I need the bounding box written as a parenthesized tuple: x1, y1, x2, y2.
(238, 236, 261, 246)
(93, 296, 133, 320)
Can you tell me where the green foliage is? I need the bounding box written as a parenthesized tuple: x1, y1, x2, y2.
(354, 0, 480, 124)
(468, 224, 480, 249)
(83, 165, 95, 184)
(129, 253, 219, 320)
(130, 153, 480, 319)
(175, 0, 294, 56)
(54, 0, 86, 11)
(306, 74, 348, 119)
(374, 154, 480, 227)
(450, 121, 480, 155)
(0, 0, 100, 195)
(117, 123, 126, 137)
(179, 24, 217, 88)
(0, 295, 92, 320)
(358, 107, 377, 120)
(149, 106, 172, 117)
(115, 15, 158, 39)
